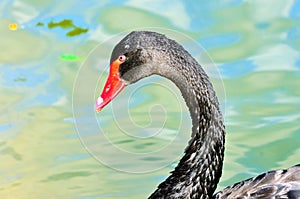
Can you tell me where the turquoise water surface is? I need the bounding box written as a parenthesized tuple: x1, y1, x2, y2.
(1, 0, 300, 198)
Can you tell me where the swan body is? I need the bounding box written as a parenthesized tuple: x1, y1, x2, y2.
(214, 164, 300, 199)
(95, 31, 300, 199)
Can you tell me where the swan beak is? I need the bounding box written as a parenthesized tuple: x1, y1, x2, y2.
(95, 60, 126, 112)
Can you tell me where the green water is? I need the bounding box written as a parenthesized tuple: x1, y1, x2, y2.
(1, 1, 300, 198)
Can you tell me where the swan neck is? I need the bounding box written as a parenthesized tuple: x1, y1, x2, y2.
(149, 48, 225, 199)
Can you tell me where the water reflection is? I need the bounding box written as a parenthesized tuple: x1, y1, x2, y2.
(1, 0, 300, 198)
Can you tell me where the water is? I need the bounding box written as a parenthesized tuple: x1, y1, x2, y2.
(1, 0, 300, 198)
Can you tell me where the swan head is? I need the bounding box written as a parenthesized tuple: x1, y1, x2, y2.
(95, 31, 163, 112)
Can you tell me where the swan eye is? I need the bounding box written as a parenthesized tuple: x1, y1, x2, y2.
(118, 55, 126, 63)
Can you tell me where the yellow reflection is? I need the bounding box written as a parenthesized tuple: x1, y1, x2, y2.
(9, 23, 18, 31)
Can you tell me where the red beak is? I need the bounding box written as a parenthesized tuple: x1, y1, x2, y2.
(95, 59, 126, 112)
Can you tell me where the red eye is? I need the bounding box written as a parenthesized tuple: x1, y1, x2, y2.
(118, 55, 126, 63)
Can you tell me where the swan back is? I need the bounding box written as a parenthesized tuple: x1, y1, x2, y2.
(214, 164, 300, 199)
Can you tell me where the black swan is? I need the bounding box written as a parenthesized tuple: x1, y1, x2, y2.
(95, 31, 300, 199)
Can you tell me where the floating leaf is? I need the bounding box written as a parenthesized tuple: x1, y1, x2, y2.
(48, 19, 74, 29)
(60, 54, 82, 61)
(36, 22, 44, 26)
(66, 27, 88, 37)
